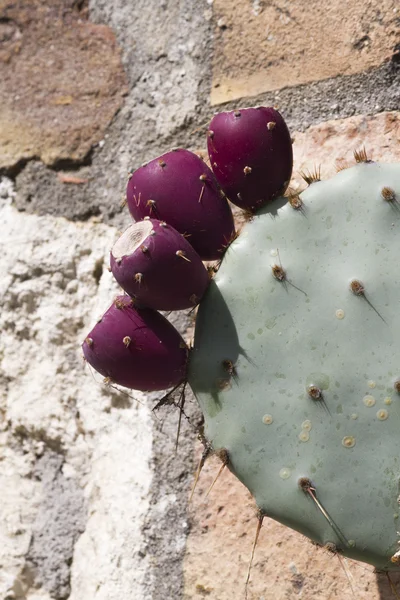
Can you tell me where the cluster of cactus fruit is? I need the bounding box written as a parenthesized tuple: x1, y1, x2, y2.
(83, 106, 400, 582)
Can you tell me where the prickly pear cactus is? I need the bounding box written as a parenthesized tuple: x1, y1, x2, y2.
(188, 161, 400, 571)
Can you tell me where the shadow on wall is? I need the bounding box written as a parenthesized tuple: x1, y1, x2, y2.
(378, 570, 400, 599)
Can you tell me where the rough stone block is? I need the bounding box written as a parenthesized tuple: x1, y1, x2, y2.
(0, 0, 127, 170)
(210, 0, 399, 104)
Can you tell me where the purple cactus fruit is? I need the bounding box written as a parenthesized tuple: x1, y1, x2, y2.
(82, 295, 188, 391)
(207, 107, 293, 211)
(126, 148, 235, 260)
(110, 219, 210, 311)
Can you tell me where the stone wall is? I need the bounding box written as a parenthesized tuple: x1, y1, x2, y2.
(0, 0, 399, 599)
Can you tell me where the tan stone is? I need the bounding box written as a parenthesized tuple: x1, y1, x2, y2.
(210, 0, 399, 104)
(0, 0, 127, 169)
(293, 112, 400, 176)
(184, 111, 400, 600)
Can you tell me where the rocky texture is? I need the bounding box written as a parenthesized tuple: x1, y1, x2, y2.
(292, 111, 400, 181)
(0, 0, 127, 171)
(0, 178, 154, 599)
(13, 161, 100, 221)
(25, 453, 86, 600)
(89, 0, 209, 140)
(143, 376, 200, 600)
(210, 0, 400, 103)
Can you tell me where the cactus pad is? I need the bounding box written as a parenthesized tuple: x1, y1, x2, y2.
(188, 162, 400, 570)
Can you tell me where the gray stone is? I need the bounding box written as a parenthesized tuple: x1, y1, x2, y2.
(25, 453, 86, 600)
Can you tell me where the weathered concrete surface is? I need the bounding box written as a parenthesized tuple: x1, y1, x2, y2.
(183, 111, 400, 600)
(0, 180, 154, 600)
(24, 452, 86, 600)
(210, 0, 400, 104)
(0, 0, 127, 171)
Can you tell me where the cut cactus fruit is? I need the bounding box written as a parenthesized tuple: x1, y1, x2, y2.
(126, 148, 235, 260)
(83, 295, 188, 391)
(207, 106, 293, 211)
(110, 219, 210, 311)
(188, 161, 400, 571)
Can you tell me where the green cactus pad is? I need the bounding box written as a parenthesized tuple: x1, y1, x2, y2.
(188, 162, 400, 570)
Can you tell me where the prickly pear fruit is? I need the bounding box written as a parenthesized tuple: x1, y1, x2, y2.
(110, 219, 210, 311)
(188, 161, 400, 571)
(207, 106, 292, 211)
(126, 148, 235, 260)
(83, 295, 188, 391)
